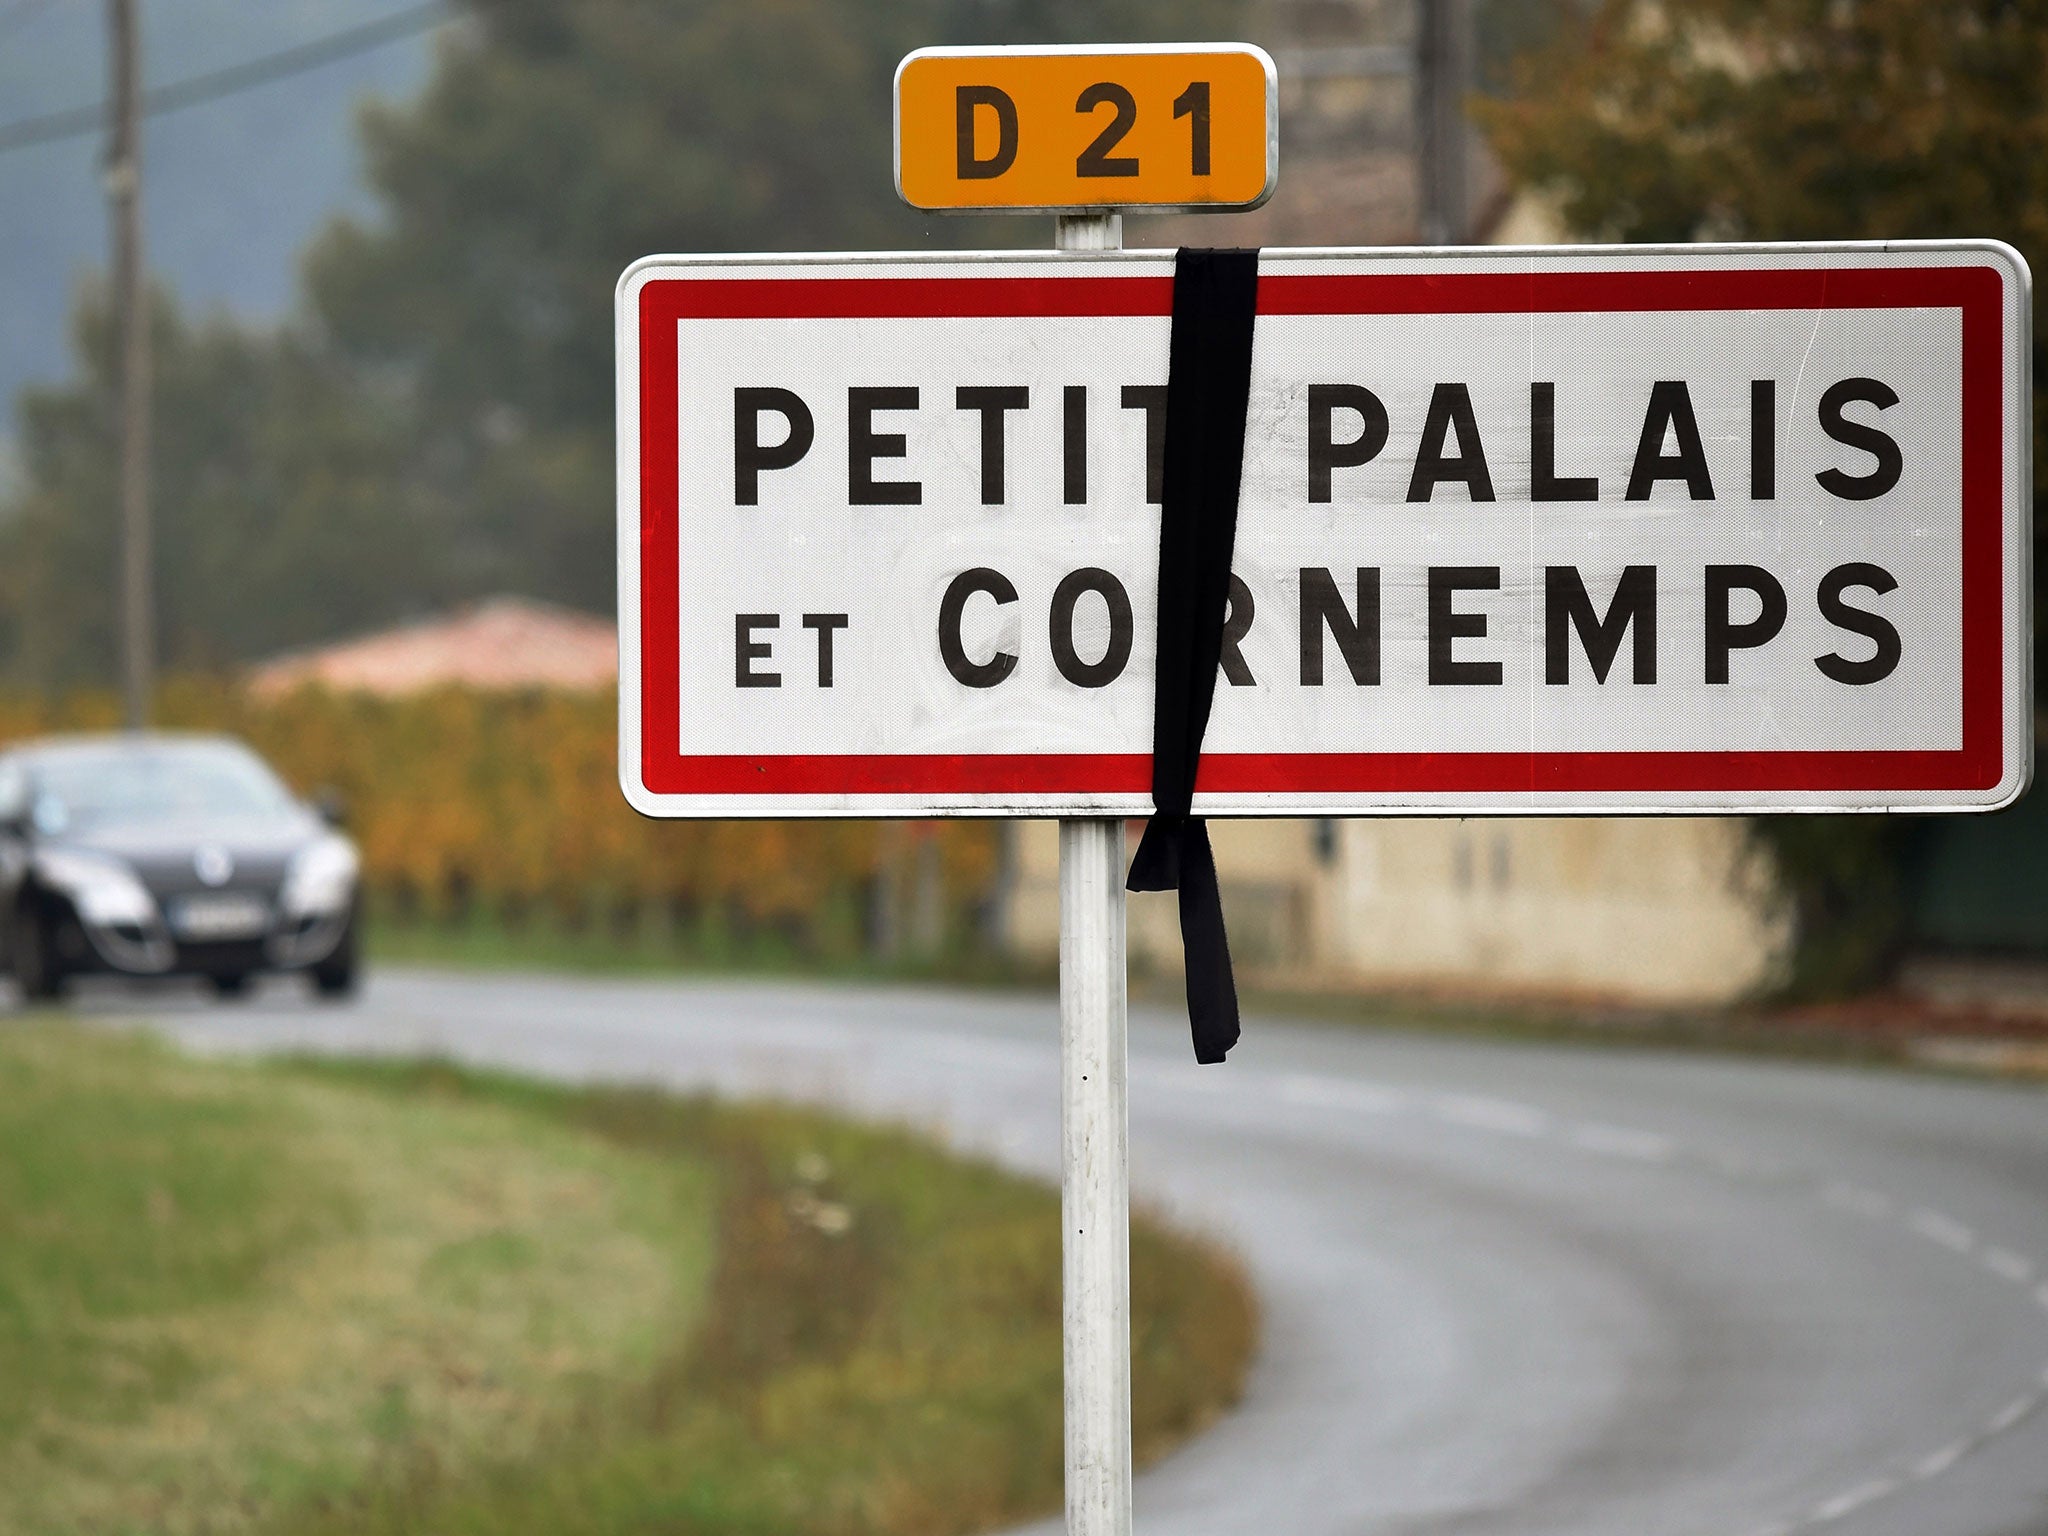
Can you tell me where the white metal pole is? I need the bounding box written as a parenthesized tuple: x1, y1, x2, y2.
(1054, 208, 1130, 1536)
(1059, 816, 1131, 1536)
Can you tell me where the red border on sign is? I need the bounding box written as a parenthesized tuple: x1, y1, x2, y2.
(635, 264, 2007, 799)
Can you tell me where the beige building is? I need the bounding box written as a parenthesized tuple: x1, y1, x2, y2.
(247, 596, 614, 697)
(1004, 818, 1784, 1007)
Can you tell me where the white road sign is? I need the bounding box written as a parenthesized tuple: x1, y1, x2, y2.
(617, 243, 2031, 818)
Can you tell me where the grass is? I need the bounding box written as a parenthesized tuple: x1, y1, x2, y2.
(0, 1026, 1256, 1536)
(0, 1027, 717, 1536)
(1227, 981, 1910, 1062)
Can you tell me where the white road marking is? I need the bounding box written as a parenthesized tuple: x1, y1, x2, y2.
(1820, 1182, 1891, 1219)
(1149, 1053, 2048, 1536)
(1907, 1208, 1977, 1254)
(1981, 1246, 2035, 1285)
(1568, 1122, 1676, 1162)
(1276, 1074, 1406, 1115)
(1710, 1152, 1786, 1182)
(1809, 1478, 1898, 1522)
(1986, 1394, 2036, 1433)
(1432, 1094, 1551, 1138)
(1912, 1441, 1969, 1480)
(253, 981, 2048, 1536)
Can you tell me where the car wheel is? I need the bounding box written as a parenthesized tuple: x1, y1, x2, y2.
(312, 910, 359, 1000)
(14, 896, 67, 1003)
(210, 972, 253, 999)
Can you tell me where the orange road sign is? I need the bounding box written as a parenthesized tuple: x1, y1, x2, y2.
(895, 45, 1277, 214)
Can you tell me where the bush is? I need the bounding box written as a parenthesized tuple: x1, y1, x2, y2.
(1744, 816, 1907, 999)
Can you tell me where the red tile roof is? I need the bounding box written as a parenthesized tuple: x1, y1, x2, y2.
(247, 597, 616, 697)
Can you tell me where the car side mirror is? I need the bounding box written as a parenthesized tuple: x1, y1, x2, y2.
(312, 787, 348, 829)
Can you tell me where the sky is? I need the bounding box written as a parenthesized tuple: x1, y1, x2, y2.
(0, 0, 439, 465)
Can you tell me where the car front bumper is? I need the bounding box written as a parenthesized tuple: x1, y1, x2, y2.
(56, 897, 353, 978)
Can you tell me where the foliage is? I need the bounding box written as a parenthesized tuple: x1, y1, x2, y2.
(1, 290, 450, 689)
(0, 1025, 718, 1536)
(1478, 0, 2048, 994)
(1743, 816, 1906, 999)
(301, 0, 1243, 614)
(273, 1058, 1256, 1536)
(0, 681, 1004, 956)
(0, 0, 1240, 688)
(0, 1028, 1257, 1535)
(1477, 0, 2046, 669)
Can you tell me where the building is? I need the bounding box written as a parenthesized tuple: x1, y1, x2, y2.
(246, 597, 614, 697)
(1006, 818, 1784, 1006)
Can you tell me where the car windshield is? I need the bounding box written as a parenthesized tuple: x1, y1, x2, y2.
(29, 741, 297, 831)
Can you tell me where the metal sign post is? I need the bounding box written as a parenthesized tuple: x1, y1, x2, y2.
(1053, 209, 1133, 1536)
(1059, 814, 1131, 1535)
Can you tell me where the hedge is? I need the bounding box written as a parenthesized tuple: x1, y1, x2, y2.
(0, 682, 1002, 945)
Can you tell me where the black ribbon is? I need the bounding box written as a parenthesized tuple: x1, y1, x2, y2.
(1126, 248, 1259, 1065)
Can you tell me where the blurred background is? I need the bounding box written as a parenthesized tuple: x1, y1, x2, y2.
(2, 5, 2047, 1534)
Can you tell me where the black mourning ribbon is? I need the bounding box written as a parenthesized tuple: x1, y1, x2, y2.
(1126, 248, 1259, 1065)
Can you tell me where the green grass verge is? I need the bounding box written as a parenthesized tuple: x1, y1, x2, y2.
(0, 1026, 718, 1536)
(0, 1027, 1255, 1536)
(1227, 983, 1907, 1062)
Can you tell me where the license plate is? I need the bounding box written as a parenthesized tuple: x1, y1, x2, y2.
(171, 894, 271, 940)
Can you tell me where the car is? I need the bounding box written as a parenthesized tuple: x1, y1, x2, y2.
(0, 733, 361, 1001)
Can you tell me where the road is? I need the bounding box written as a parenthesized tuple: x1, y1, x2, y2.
(71, 967, 2048, 1536)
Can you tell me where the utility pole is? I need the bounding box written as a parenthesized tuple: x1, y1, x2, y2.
(107, 0, 152, 728)
(1414, 0, 1470, 245)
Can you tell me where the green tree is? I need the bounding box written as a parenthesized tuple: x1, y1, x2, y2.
(1477, 0, 2047, 994)
(1478, 0, 2044, 663)
(1, 289, 447, 687)
(2, 0, 1241, 683)
(305, 0, 1242, 613)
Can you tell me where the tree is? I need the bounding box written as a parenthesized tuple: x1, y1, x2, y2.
(304, 0, 1243, 614)
(2, 0, 1239, 685)
(1477, 0, 2045, 667)
(1476, 0, 2048, 994)
(1, 288, 448, 687)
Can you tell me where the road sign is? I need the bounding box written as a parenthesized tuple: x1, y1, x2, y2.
(894, 45, 1276, 213)
(617, 242, 2033, 818)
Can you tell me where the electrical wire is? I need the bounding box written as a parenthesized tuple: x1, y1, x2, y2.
(0, 0, 453, 157)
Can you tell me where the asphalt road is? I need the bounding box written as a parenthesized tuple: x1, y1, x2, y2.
(65, 967, 2048, 1536)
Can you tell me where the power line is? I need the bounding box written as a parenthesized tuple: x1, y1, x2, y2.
(0, 0, 453, 157)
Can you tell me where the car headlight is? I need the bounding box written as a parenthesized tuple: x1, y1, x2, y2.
(35, 848, 157, 927)
(282, 836, 359, 916)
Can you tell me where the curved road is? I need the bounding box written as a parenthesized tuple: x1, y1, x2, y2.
(73, 967, 2048, 1536)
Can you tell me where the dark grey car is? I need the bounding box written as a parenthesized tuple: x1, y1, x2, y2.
(0, 734, 360, 1000)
